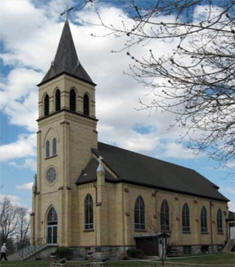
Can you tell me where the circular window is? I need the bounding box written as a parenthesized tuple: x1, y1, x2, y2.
(46, 167, 56, 183)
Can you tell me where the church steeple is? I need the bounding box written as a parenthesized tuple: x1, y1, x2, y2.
(39, 20, 94, 86)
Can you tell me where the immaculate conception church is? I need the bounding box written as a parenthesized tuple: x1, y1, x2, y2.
(31, 20, 230, 257)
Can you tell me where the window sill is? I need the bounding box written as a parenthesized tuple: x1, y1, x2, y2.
(182, 231, 191, 234)
(217, 232, 224, 235)
(161, 230, 171, 233)
(135, 229, 146, 232)
(45, 154, 57, 160)
(201, 231, 209, 234)
(84, 229, 94, 232)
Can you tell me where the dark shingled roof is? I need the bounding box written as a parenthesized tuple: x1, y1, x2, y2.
(38, 20, 95, 86)
(77, 158, 117, 184)
(228, 211, 235, 221)
(76, 142, 228, 202)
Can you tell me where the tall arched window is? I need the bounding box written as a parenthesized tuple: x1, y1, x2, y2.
(55, 89, 61, 111)
(83, 94, 89, 116)
(182, 203, 190, 232)
(134, 196, 145, 230)
(44, 94, 49, 116)
(201, 206, 208, 233)
(160, 200, 169, 232)
(52, 138, 56, 156)
(47, 207, 58, 244)
(84, 194, 93, 230)
(46, 140, 50, 158)
(217, 208, 223, 233)
(70, 89, 76, 112)
(48, 207, 57, 224)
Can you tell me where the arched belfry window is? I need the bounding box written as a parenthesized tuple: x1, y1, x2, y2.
(134, 196, 145, 230)
(44, 94, 49, 116)
(55, 89, 61, 111)
(84, 194, 93, 230)
(217, 208, 223, 233)
(201, 206, 208, 233)
(160, 200, 169, 232)
(46, 140, 50, 158)
(70, 89, 76, 112)
(83, 94, 89, 116)
(52, 138, 56, 156)
(182, 203, 190, 232)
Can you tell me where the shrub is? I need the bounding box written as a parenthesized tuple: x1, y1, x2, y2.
(126, 248, 145, 259)
(120, 252, 128, 260)
(55, 247, 73, 260)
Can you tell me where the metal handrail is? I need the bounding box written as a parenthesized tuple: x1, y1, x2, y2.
(18, 243, 48, 259)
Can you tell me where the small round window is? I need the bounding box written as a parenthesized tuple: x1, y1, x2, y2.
(46, 167, 56, 183)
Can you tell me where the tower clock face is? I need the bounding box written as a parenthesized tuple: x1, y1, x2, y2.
(47, 167, 56, 183)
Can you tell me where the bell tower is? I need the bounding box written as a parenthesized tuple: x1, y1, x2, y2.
(31, 20, 97, 246)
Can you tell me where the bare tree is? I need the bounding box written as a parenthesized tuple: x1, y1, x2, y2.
(15, 207, 30, 249)
(0, 198, 19, 244)
(96, 0, 235, 165)
(0, 198, 30, 251)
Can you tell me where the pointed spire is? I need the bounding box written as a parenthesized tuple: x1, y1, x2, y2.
(38, 20, 95, 86)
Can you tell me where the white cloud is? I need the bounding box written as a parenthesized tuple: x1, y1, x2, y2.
(16, 182, 33, 190)
(9, 158, 36, 171)
(162, 142, 200, 159)
(226, 161, 235, 169)
(228, 201, 235, 213)
(0, 194, 31, 212)
(0, 194, 22, 207)
(0, 1, 181, 161)
(0, 134, 36, 161)
(0, 0, 213, 165)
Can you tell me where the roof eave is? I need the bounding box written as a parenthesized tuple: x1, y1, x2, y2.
(75, 178, 228, 202)
(37, 72, 96, 87)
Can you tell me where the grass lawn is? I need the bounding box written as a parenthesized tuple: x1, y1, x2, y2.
(0, 261, 50, 266)
(0, 261, 155, 267)
(101, 261, 155, 266)
(1, 254, 235, 266)
(166, 252, 235, 264)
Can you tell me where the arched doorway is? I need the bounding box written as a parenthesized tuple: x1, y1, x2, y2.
(47, 207, 58, 244)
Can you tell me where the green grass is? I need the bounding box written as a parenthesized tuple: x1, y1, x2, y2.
(104, 261, 155, 266)
(0, 261, 49, 266)
(166, 252, 235, 264)
(0, 261, 154, 267)
(1, 254, 235, 267)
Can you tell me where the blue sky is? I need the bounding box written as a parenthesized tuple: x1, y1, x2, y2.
(0, 0, 234, 210)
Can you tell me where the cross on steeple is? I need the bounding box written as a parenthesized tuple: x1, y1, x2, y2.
(60, 0, 94, 20)
(60, 6, 75, 20)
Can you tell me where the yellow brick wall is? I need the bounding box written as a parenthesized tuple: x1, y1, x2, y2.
(32, 74, 97, 247)
(96, 182, 227, 247)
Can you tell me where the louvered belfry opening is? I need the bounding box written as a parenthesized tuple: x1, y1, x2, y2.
(83, 94, 89, 116)
(55, 89, 61, 111)
(44, 94, 49, 116)
(70, 89, 76, 112)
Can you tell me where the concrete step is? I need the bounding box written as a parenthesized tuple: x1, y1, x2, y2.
(8, 244, 49, 261)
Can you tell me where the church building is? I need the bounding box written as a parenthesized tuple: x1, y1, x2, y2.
(31, 19, 230, 257)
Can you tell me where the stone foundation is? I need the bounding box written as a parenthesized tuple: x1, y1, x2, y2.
(71, 246, 133, 260)
(168, 244, 221, 256)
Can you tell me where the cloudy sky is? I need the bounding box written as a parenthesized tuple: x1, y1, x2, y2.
(0, 0, 234, 211)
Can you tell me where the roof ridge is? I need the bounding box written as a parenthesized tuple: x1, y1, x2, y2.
(97, 141, 196, 173)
